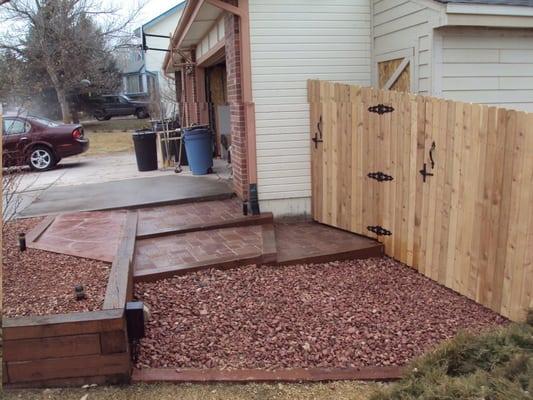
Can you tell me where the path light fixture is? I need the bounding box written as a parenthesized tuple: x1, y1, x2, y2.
(18, 233, 26, 252)
(74, 285, 86, 300)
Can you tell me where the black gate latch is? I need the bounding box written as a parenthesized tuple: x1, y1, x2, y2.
(367, 225, 392, 236)
(312, 132, 323, 149)
(367, 171, 393, 182)
(419, 163, 434, 182)
(312, 115, 323, 149)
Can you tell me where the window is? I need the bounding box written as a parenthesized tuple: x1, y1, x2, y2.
(104, 96, 119, 104)
(3, 118, 29, 135)
(126, 74, 141, 93)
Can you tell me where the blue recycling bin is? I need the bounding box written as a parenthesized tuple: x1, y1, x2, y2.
(183, 126, 213, 175)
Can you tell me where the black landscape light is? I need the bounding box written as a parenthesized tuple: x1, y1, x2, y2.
(74, 285, 86, 300)
(18, 233, 26, 251)
(126, 301, 145, 340)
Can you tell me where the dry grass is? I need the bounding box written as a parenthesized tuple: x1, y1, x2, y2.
(82, 118, 150, 132)
(83, 131, 134, 156)
(80, 117, 151, 156)
(371, 318, 533, 400)
(3, 381, 382, 400)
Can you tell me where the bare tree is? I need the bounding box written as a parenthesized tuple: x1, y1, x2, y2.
(0, 0, 143, 122)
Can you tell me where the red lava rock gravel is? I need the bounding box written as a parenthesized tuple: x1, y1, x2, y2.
(135, 258, 507, 370)
(3, 218, 111, 318)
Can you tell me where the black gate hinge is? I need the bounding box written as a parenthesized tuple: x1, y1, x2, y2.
(367, 171, 393, 182)
(368, 104, 394, 115)
(367, 225, 392, 236)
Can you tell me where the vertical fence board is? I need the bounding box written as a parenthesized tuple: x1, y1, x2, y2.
(431, 100, 447, 283)
(493, 109, 516, 313)
(399, 91, 408, 261)
(470, 105, 489, 303)
(406, 95, 418, 266)
(520, 113, 533, 318)
(502, 111, 528, 318)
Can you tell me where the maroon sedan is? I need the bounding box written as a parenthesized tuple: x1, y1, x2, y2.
(2, 114, 89, 171)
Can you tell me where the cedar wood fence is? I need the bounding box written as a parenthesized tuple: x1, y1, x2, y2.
(308, 80, 533, 322)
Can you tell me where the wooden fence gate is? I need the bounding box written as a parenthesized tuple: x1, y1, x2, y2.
(308, 80, 533, 322)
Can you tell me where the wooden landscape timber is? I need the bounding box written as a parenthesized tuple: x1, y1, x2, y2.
(133, 366, 404, 383)
(3, 211, 138, 387)
(308, 80, 533, 322)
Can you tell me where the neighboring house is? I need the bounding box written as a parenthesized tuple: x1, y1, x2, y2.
(115, 2, 185, 106)
(115, 46, 155, 99)
(139, 2, 186, 116)
(163, 0, 533, 217)
(373, 0, 533, 112)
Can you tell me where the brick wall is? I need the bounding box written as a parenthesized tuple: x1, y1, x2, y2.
(179, 51, 200, 126)
(175, 1, 250, 202)
(225, 8, 249, 201)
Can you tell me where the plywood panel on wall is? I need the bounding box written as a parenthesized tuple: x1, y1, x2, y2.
(378, 58, 410, 92)
(308, 79, 533, 322)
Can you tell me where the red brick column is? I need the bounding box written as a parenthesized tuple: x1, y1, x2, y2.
(180, 51, 200, 126)
(225, 10, 248, 201)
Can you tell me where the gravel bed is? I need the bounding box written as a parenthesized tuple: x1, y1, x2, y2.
(135, 258, 507, 370)
(3, 218, 111, 318)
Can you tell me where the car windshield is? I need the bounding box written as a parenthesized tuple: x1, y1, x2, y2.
(29, 116, 61, 127)
(120, 95, 133, 102)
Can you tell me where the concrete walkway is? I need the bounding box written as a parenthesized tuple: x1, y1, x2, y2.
(20, 175, 233, 217)
(10, 152, 233, 218)
(15, 152, 230, 191)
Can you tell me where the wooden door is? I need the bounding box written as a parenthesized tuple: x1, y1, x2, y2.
(309, 82, 440, 262)
(309, 81, 386, 242)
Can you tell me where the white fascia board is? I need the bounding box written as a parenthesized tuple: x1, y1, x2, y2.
(446, 3, 533, 17)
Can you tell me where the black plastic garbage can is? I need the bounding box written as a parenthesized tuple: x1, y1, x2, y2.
(132, 129, 158, 171)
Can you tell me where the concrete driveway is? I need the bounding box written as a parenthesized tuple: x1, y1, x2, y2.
(9, 152, 232, 218)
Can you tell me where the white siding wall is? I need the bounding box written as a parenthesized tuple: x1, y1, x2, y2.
(195, 18, 225, 61)
(249, 0, 372, 216)
(437, 27, 533, 112)
(144, 9, 183, 115)
(372, 0, 443, 94)
(145, 12, 182, 73)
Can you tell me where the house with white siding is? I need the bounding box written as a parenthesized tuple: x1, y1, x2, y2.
(139, 2, 185, 116)
(373, 0, 533, 112)
(163, 0, 533, 217)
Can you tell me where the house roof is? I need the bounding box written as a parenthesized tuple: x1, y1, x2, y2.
(142, 1, 186, 30)
(434, 0, 533, 6)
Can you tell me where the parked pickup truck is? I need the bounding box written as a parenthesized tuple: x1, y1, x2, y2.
(89, 95, 150, 121)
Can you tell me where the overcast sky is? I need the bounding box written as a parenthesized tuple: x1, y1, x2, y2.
(120, 0, 184, 28)
(0, 0, 185, 36)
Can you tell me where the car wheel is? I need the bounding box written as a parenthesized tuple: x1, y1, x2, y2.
(28, 147, 56, 172)
(136, 108, 149, 119)
(94, 110, 107, 121)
